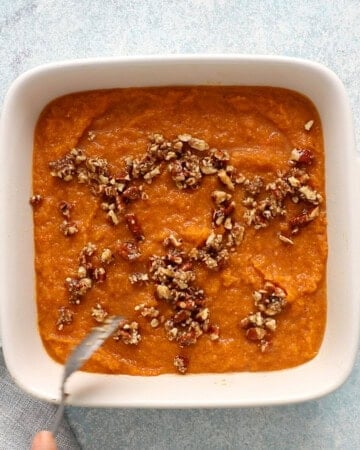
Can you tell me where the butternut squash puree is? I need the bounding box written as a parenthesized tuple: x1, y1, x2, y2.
(33, 87, 327, 374)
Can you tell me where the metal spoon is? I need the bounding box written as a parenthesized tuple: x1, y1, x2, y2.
(51, 315, 123, 436)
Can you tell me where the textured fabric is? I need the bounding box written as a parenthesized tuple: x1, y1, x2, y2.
(0, 351, 80, 450)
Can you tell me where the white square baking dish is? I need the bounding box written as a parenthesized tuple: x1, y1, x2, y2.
(0, 55, 359, 407)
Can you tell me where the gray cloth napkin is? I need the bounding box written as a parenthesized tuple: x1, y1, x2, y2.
(0, 350, 80, 450)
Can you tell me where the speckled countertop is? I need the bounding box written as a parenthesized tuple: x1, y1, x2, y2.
(1, 1, 359, 449)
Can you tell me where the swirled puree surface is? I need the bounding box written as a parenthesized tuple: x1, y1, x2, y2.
(31, 87, 327, 375)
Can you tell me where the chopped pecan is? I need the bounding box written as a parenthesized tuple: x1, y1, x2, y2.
(255, 292, 286, 316)
(243, 176, 264, 196)
(91, 303, 108, 323)
(218, 169, 235, 191)
(88, 130, 96, 141)
(177, 329, 198, 347)
(188, 137, 209, 151)
(80, 242, 97, 261)
(56, 306, 74, 330)
(29, 194, 43, 206)
(200, 157, 218, 175)
(134, 304, 159, 318)
(143, 165, 161, 183)
(125, 213, 145, 241)
(150, 318, 160, 328)
(278, 233, 294, 245)
(168, 153, 202, 189)
(173, 355, 189, 374)
(211, 190, 232, 206)
(241, 282, 286, 348)
(92, 267, 106, 283)
(118, 240, 141, 261)
(178, 133, 192, 142)
(49, 154, 76, 181)
(246, 327, 267, 341)
(123, 186, 141, 201)
(208, 324, 220, 341)
(298, 185, 322, 205)
(113, 321, 141, 345)
(289, 207, 319, 233)
(65, 276, 92, 304)
(86, 157, 109, 175)
(163, 233, 183, 248)
(226, 222, 245, 249)
(304, 120, 314, 131)
(289, 148, 314, 165)
(173, 309, 191, 324)
(77, 265, 87, 279)
(213, 208, 225, 226)
(58, 200, 72, 219)
(156, 284, 173, 301)
(210, 148, 230, 168)
(107, 209, 119, 225)
(69, 148, 87, 164)
(59, 221, 79, 236)
(129, 272, 149, 284)
(100, 248, 113, 264)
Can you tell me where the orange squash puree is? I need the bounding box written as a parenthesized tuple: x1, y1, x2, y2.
(32, 86, 327, 375)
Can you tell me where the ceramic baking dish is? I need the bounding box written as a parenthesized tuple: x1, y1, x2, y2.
(0, 55, 359, 407)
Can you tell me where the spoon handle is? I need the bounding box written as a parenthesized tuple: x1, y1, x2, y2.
(50, 316, 123, 436)
(51, 395, 66, 436)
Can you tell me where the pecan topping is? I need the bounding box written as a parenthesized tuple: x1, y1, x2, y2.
(58, 201, 72, 219)
(173, 355, 189, 374)
(134, 304, 159, 318)
(29, 194, 43, 206)
(289, 207, 319, 233)
(208, 324, 220, 341)
(278, 233, 294, 245)
(211, 190, 232, 206)
(123, 186, 141, 201)
(93, 267, 106, 283)
(168, 153, 202, 189)
(241, 282, 287, 351)
(298, 185, 322, 205)
(125, 213, 145, 241)
(60, 221, 79, 236)
(246, 326, 266, 341)
(304, 120, 314, 131)
(56, 307, 74, 330)
(148, 242, 215, 349)
(242, 166, 322, 237)
(113, 321, 141, 345)
(49, 154, 76, 181)
(243, 176, 264, 196)
(65, 276, 92, 304)
(91, 303, 108, 323)
(163, 233, 183, 248)
(62, 243, 111, 308)
(194, 231, 233, 270)
(129, 272, 149, 284)
(118, 240, 141, 261)
(289, 148, 314, 165)
(217, 169, 235, 191)
(188, 137, 209, 151)
(100, 248, 113, 264)
(107, 209, 119, 226)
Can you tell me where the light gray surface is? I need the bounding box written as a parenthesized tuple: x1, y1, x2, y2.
(0, 1, 359, 449)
